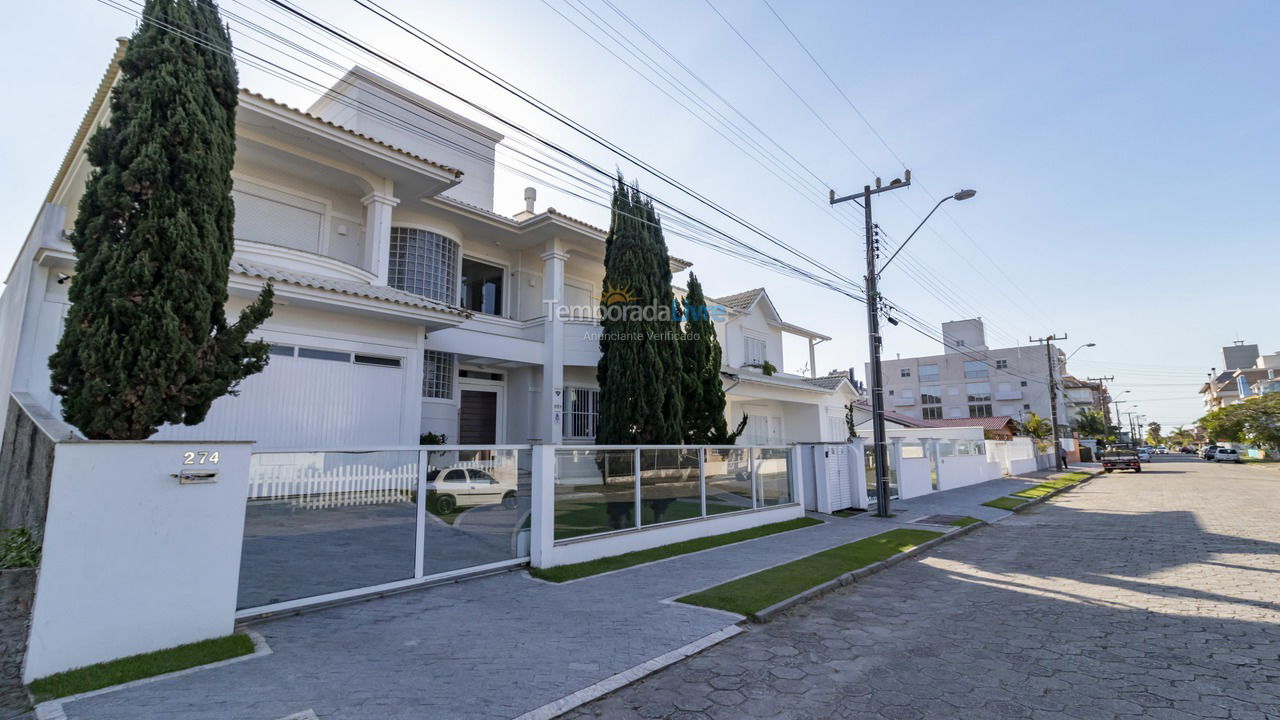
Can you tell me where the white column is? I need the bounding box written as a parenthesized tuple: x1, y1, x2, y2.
(808, 338, 817, 378)
(540, 239, 567, 444)
(530, 444, 556, 568)
(361, 190, 399, 285)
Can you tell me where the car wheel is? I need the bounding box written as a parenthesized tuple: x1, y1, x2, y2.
(1104, 469, 1113, 473)
(432, 494, 457, 514)
(502, 491, 517, 510)
(1135, 467, 1142, 472)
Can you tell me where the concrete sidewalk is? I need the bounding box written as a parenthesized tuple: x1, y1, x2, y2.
(52, 470, 1091, 720)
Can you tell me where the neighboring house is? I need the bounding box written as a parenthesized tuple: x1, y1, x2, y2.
(707, 289, 859, 445)
(913, 415, 1019, 441)
(1199, 344, 1278, 412)
(873, 318, 1068, 427)
(1063, 375, 1108, 426)
(0, 45, 849, 448)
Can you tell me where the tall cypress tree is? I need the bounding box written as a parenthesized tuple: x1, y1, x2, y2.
(48, 0, 274, 440)
(596, 178, 682, 443)
(680, 274, 730, 444)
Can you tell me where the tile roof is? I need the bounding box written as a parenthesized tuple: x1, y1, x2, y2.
(803, 375, 848, 391)
(231, 261, 471, 316)
(712, 288, 766, 311)
(915, 416, 1018, 431)
(241, 91, 463, 178)
(850, 401, 931, 428)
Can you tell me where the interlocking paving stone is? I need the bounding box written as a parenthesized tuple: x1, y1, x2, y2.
(51, 471, 1073, 719)
(565, 457, 1280, 719)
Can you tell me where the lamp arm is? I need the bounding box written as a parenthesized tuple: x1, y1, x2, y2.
(878, 195, 951, 275)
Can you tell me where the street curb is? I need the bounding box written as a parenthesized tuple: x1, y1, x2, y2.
(1006, 470, 1101, 513)
(750, 521, 986, 623)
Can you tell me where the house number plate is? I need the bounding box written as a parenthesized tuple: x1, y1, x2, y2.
(174, 450, 220, 484)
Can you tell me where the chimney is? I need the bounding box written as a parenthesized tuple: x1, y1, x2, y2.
(524, 187, 537, 214)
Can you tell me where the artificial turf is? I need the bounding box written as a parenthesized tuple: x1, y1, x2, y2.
(676, 528, 942, 619)
(981, 496, 1026, 511)
(529, 517, 823, 582)
(28, 634, 255, 702)
(948, 516, 981, 527)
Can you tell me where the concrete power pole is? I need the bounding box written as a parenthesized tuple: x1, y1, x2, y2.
(830, 173, 913, 517)
(1031, 335, 1068, 470)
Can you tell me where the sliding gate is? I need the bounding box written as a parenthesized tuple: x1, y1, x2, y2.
(236, 445, 532, 616)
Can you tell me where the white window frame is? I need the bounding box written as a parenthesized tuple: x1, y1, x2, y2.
(563, 386, 600, 440)
(744, 334, 768, 367)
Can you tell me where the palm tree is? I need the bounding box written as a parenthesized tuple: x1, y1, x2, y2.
(1019, 412, 1053, 440)
(1074, 408, 1108, 438)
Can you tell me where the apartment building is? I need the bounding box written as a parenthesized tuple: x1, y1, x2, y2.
(1063, 376, 1110, 426)
(872, 318, 1069, 427)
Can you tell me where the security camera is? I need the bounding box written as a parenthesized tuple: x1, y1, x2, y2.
(56, 273, 71, 285)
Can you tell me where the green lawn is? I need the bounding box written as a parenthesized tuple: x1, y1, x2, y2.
(981, 496, 1026, 511)
(28, 634, 254, 702)
(677, 528, 942, 619)
(532, 517, 821, 582)
(948, 516, 981, 528)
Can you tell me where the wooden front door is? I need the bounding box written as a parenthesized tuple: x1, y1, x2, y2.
(459, 390, 498, 444)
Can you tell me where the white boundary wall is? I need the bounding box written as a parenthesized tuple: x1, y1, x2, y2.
(24, 441, 252, 682)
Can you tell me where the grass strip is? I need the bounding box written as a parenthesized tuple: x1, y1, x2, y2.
(676, 528, 942, 619)
(529, 517, 823, 582)
(1010, 472, 1092, 499)
(981, 496, 1026, 511)
(28, 634, 254, 702)
(948, 516, 981, 528)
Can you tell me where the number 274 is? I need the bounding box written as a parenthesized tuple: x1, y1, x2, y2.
(183, 451, 219, 465)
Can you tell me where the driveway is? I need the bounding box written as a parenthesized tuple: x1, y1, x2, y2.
(566, 454, 1280, 719)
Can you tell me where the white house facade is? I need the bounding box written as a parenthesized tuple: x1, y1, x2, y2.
(0, 46, 853, 451)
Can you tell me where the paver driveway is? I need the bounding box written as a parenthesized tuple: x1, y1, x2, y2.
(567, 455, 1280, 719)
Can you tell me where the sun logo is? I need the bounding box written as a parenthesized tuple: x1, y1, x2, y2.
(599, 282, 639, 305)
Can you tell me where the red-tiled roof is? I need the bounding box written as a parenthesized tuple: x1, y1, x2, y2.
(915, 416, 1017, 431)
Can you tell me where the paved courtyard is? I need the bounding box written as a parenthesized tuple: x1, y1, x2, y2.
(566, 455, 1280, 720)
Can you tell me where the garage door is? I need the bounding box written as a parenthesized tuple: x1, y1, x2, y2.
(154, 342, 408, 447)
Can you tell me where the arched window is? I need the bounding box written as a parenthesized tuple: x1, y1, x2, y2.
(388, 227, 459, 303)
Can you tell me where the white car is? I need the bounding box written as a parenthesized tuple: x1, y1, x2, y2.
(425, 467, 518, 514)
(1137, 450, 1152, 462)
(1155, 446, 1169, 455)
(1212, 448, 1243, 464)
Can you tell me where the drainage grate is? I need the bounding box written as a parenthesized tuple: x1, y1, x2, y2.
(913, 514, 969, 526)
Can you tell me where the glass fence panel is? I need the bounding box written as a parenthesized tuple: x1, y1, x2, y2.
(900, 440, 926, 459)
(754, 447, 793, 506)
(554, 449, 636, 540)
(240, 450, 419, 610)
(938, 440, 956, 457)
(422, 448, 532, 576)
(639, 448, 703, 527)
(704, 448, 754, 515)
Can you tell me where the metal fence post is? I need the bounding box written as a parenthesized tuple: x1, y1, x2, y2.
(699, 447, 707, 518)
(633, 447, 642, 529)
(414, 449, 427, 579)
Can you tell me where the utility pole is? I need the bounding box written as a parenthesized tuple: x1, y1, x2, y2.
(1031, 334, 1068, 470)
(830, 172, 912, 517)
(1086, 375, 1115, 429)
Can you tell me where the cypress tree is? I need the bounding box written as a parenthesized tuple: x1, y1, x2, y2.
(596, 177, 683, 443)
(680, 274, 730, 444)
(48, 0, 274, 440)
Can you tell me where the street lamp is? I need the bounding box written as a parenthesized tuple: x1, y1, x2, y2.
(1066, 342, 1096, 362)
(829, 177, 976, 517)
(879, 190, 978, 273)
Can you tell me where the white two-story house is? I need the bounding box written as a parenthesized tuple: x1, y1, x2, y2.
(0, 42, 854, 450)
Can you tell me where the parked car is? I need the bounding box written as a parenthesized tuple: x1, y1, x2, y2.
(1101, 448, 1142, 473)
(425, 466, 518, 514)
(1212, 448, 1243, 464)
(1180, 447, 1195, 454)
(1137, 449, 1152, 462)
(1155, 446, 1169, 455)
(1200, 445, 1221, 460)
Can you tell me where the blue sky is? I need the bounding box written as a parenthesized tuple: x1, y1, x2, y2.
(3, 0, 1277, 428)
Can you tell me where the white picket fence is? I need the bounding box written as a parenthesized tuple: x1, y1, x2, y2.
(249, 463, 418, 509)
